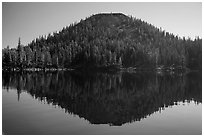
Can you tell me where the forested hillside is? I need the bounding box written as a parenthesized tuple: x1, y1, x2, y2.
(2, 13, 202, 71)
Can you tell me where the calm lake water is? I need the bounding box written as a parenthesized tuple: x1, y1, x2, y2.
(2, 71, 202, 135)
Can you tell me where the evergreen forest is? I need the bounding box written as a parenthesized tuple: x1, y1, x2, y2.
(2, 13, 202, 71)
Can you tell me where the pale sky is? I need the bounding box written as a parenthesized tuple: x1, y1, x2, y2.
(2, 2, 202, 49)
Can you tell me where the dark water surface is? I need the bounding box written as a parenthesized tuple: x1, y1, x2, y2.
(2, 71, 202, 135)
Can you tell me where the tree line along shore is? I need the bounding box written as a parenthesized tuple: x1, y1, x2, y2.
(3, 13, 201, 72)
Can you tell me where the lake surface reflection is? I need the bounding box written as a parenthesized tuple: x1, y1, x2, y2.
(2, 71, 202, 135)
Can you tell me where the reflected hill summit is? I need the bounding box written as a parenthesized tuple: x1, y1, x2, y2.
(2, 72, 202, 126)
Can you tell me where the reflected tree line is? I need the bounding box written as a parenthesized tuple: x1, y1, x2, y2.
(2, 71, 202, 126)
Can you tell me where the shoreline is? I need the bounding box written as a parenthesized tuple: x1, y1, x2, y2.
(2, 66, 200, 73)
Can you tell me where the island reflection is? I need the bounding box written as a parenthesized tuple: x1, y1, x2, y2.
(2, 71, 201, 126)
